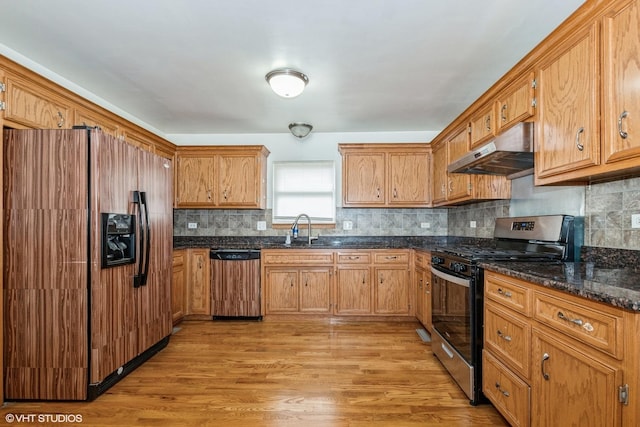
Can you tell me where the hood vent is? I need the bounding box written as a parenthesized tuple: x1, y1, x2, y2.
(447, 122, 534, 179)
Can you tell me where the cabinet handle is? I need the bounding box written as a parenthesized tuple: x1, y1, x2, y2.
(497, 329, 512, 342)
(557, 311, 583, 326)
(380, 275, 384, 284)
(223, 189, 228, 200)
(501, 104, 508, 122)
(618, 110, 629, 139)
(448, 179, 453, 193)
(385, 256, 398, 260)
(425, 280, 430, 294)
(362, 276, 366, 284)
(440, 183, 446, 196)
(575, 127, 585, 151)
(495, 382, 510, 397)
(207, 190, 212, 201)
(393, 188, 398, 198)
(485, 115, 491, 131)
(347, 256, 360, 260)
(418, 278, 423, 290)
(497, 288, 512, 298)
(57, 111, 65, 128)
(376, 188, 381, 199)
(541, 352, 550, 380)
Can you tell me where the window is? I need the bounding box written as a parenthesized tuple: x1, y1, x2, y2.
(272, 161, 336, 224)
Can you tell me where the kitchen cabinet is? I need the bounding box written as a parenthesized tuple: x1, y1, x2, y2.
(186, 248, 211, 316)
(414, 250, 432, 331)
(174, 145, 269, 208)
(262, 250, 334, 315)
(535, 23, 600, 183)
(172, 250, 187, 324)
(469, 102, 496, 149)
(335, 251, 372, 315)
(373, 251, 411, 315)
(338, 143, 431, 208)
(432, 127, 511, 206)
(3, 73, 71, 129)
(483, 270, 630, 427)
(495, 71, 536, 134)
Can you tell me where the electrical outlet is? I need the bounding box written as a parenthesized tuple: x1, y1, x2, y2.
(470, 221, 477, 228)
(343, 220, 353, 230)
(632, 214, 640, 229)
(420, 222, 431, 229)
(187, 222, 198, 229)
(256, 221, 267, 231)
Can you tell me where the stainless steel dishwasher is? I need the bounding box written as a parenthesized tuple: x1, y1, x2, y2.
(210, 249, 261, 320)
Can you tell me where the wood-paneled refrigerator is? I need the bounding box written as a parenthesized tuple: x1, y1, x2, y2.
(3, 128, 173, 400)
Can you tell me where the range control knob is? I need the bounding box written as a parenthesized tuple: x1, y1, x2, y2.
(450, 262, 468, 273)
(431, 256, 445, 265)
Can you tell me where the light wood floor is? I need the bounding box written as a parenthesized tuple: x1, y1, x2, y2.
(0, 320, 507, 426)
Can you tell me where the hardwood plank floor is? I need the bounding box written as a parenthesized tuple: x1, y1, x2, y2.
(0, 320, 507, 426)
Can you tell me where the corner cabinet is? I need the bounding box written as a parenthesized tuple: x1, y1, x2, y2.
(174, 145, 270, 208)
(338, 143, 431, 208)
(483, 270, 635, 427)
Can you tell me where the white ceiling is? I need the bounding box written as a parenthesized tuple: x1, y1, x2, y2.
(0, 0, 585, 135)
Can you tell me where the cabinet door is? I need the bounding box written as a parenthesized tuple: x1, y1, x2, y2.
(447, 125, 473, 202)
(187, 249, 211, 315)
(415, 266, 425, 323)
(335, 267, 372, 315)
(496, 71, 536, 133)
(470, 102, 495, 148)
(422, 266, 432, 332)
(602, 0, 640, 164)
(431, 142, 448, 205)
(535, 24, 600, 182)
(172, 251, 186, 324)
(388, 152, 430, 205)
(299, 268, 332, 313)
(342, 152, 386, 205)
(218, 154, 260, 207)
(265, 268, 299, 313)
(4, 75, 71, 129)
(374, 267, 410, 315)
(531, 328, 622, 427)
(175, 156, 216, 206)
(74, 108, 121, 137)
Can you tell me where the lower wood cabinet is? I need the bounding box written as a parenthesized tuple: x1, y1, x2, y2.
(261, 249, 412, 318)
(172, 250, 187, 324)
(414, 250, 432, 331)
(483, 270, 631, 427)
(186, 248, 211, 316)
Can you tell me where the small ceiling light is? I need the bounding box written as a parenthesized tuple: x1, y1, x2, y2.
(289, 122, 313, 139)
(266, 68, 309, 98)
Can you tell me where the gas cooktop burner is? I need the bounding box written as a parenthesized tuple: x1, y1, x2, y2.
(436, 246, 562, 261)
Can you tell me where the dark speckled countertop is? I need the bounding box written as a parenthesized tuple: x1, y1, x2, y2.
(174, 236, 640, 312)
(480, 254, 640, 312)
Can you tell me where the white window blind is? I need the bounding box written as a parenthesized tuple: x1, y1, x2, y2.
(272, 161, 336, 224)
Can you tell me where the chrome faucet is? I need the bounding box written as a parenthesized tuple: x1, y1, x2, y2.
(291, 213, 318, 245)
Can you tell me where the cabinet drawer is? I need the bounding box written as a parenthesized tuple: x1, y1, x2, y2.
(414, 250, 430, 268)
(337, 251, 371, 264)
(485, 301, 531, 380)
(262, 250, 334, 265)
(485, 271, 532, 316)
(373, 251, 409, 265)
(483, 350, 531, 427)
(533, 291, 623, 359)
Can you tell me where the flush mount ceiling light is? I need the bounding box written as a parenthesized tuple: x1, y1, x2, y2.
(265, 68, 309, 98)
(289, 122, 313, 139)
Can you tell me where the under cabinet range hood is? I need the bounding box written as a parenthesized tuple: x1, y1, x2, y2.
(447, 122, 534, 179)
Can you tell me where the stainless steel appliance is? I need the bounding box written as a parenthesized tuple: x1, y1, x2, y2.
(210, 249, 262, 319)
(430, 215, 579, 405)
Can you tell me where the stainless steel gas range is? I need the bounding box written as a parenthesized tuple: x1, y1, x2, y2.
(430, 215, 580, 405)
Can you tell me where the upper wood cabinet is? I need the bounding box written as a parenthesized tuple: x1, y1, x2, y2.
(535, 0, 640, 184)
(535, 23, 600, 183)
(432, 126, 511, 206)
(2, 73, 72, 129)
(469, 102, 496, 149)
(339, 143, 431, 208)
(174, 145, 269, 209)
(495, 71, 536, 134)
(73, 108, 121, 138)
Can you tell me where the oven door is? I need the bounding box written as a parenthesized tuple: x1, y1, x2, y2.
(431, 266, 472, 362)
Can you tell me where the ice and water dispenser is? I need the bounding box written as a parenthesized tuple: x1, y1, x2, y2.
(101, 213, 136, 268)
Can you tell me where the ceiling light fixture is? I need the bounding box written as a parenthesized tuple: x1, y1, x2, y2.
(289, 122, 313, 139)
(265, 68, 309, 98)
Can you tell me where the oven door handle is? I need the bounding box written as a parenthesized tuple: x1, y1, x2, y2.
(431, 266, 471, 288)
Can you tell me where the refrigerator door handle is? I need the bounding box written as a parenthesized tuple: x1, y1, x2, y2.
(140, 191, 151, 287)
(132, 191, 145, 288)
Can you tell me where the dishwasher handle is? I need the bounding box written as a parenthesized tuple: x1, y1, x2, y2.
(210, 249, 261, 260)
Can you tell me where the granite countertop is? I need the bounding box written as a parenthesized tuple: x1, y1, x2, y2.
(480, 260, 640, 312)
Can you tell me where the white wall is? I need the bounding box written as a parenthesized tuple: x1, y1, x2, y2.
(168, 131, 440, 208)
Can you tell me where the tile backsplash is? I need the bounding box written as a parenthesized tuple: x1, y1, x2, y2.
(174, 176, 640, 251)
